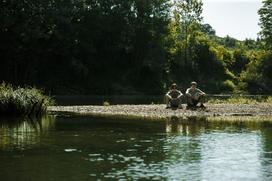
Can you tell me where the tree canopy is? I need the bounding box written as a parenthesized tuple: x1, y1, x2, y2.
(0, 0, 271, 95)
(259, 0, 272, 50)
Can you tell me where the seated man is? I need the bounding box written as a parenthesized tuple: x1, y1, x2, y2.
(186, 81, 206, 108)
(165, 83, 183, 108)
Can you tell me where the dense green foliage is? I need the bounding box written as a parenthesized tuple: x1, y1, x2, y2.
(0, 83, 53, 116)
(0, 0, 271, 95)
(259, 0, 272, 50)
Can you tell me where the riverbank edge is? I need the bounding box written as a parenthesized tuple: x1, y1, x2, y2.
(48, 103, 272, 122)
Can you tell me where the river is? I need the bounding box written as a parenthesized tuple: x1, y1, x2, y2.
(0, 115, 272, 180)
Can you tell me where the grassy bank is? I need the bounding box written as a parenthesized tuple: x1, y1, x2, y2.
(208, 96, 272, 104)
(0, 83, 53, 117)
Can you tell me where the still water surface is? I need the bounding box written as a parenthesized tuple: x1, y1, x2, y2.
(0, 116, 272, 180)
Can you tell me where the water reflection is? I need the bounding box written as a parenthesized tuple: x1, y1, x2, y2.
(166, 116, 206, 135)
(0, 115, 272, 180)
(260, 122, 272, 179)
(0, 116, 55, 151)
(200, 131, 262, 180)
(163, 117, 272, 180)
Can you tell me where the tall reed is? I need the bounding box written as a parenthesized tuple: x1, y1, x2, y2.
(0, 82, 53, 117)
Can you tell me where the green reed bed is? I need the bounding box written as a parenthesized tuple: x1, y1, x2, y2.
(0, 83, 53, 117)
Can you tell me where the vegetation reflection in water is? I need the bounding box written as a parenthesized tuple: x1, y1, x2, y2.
(0, 116, 55, 151)
(0, 116, 272, 180)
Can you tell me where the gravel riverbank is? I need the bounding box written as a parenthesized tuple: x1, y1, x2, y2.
(48, 103, 272, 119)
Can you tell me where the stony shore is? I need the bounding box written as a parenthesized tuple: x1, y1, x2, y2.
(48, 103, 272, 120)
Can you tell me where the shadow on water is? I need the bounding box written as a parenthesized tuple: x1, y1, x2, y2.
(54, 95, 164, 106)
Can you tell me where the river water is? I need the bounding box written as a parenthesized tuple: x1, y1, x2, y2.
(0, 115, 272, 180)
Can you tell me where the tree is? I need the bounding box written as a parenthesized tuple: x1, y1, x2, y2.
(0, 0, 172, 94)
(201, 23, 216, 36)
(173, 0, 203, 64)
(258, 0, 272, 49)
(224, 35, 236, 48)
(0, 0, 268, 95)
(231, 49, 250, 75)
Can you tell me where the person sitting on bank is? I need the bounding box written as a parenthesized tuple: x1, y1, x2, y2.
(165, 83, 183, 109)
(186, 81, 206, 109)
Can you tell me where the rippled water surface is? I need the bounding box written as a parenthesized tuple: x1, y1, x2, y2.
(1, 116, 272, 180)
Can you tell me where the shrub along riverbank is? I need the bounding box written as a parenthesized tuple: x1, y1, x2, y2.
(0, 83, 53, 117)
(208, 96, 272, 104)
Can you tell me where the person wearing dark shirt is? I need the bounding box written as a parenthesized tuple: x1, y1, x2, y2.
(165, 83, 183, 108)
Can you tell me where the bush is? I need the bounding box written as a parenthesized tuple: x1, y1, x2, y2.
(0, 82, 53, 117)
(222, 80, 236, 92)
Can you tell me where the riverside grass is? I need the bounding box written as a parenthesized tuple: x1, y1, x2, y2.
(0, 83, 53, 117)
(208, 96, 272, 104)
